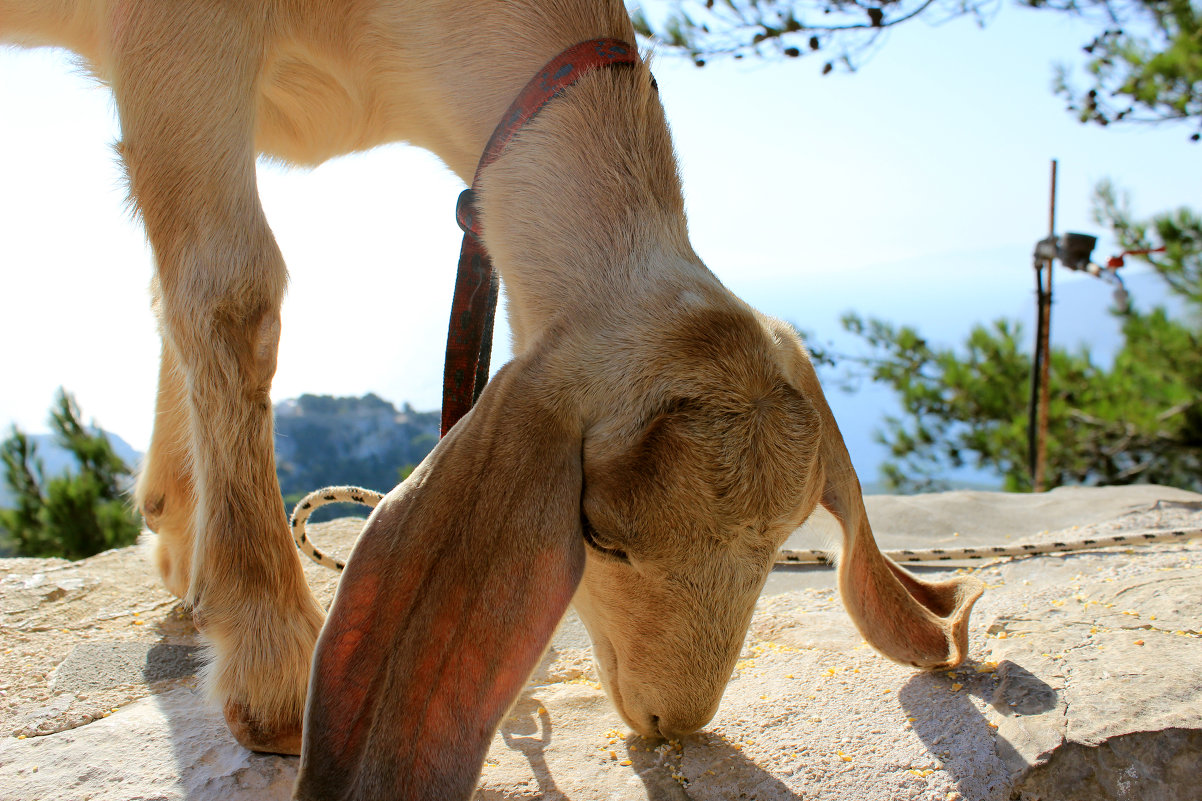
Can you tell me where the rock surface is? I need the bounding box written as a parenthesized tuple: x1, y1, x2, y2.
(1, 487, 1200, 801)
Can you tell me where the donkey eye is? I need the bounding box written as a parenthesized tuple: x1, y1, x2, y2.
(581, 517, 630, 564)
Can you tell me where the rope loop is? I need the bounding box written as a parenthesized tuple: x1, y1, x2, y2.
(290, 485, 384, 572)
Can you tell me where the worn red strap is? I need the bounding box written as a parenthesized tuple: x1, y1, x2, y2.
(441, 38, 639, 436)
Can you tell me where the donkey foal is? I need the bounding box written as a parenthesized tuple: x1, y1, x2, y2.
(2, 1, 983, 799)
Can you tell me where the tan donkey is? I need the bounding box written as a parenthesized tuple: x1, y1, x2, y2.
(1, 1, 983, 798)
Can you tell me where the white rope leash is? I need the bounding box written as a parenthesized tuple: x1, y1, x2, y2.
(290, 484, 1202, 572)
(290, 486, 385, 571)
(777, 528, 1202, 565)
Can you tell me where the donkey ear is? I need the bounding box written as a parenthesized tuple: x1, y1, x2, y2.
(294, 360, 586, 801)
(768, 319, 983, 670)
(819, 412, 983, 669)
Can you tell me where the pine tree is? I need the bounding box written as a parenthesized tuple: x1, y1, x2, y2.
(816, 186, 1202, 492)
(636, 0, 1202, 139)
(0, 390, 141, 558)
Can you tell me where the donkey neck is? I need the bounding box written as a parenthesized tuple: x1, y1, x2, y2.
(467, 61, 714, 349)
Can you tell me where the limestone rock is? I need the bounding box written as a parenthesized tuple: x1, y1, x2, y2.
(1016, 729, 1202, 801)
(983, 565, 1202, 801)
(0, 488, 1200, 801)
(0, 687, 296, 801)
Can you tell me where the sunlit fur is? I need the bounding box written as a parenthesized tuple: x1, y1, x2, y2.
(2, 0, 983, 791)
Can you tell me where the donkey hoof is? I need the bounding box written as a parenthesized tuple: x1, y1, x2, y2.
(223, 700, 303, 756)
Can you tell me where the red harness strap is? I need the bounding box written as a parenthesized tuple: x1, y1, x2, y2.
(440, 38, 640, 437)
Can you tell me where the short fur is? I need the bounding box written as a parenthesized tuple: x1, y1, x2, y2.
(2, 1, 983, 798)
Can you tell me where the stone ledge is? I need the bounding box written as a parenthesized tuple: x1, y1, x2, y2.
(0, 487, 1199, 800)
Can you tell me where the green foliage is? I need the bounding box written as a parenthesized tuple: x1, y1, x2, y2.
(634, 0, 979, 69)
(1050, 0, 1202, 137)
(828, 186, 1202, 492)
(0, 390, 142, 558)
(834, 315, 1039, 491)
(1096, 179, 1202, 305)
(634, 0, 1202, 136)
(0, 430, 46, 552)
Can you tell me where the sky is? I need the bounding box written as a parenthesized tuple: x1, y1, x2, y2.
(1, 5, 1198, 482)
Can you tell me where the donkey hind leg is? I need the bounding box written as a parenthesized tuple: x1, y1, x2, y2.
(135, 333, 196, 599)
(113, 5, 321, 754)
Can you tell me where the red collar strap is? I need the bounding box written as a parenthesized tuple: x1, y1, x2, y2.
(441, 38, 640, 436)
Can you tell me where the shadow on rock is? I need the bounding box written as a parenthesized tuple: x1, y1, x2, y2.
(989, 660, 1058, 716)
(497, 694, 564, 799)
(484, 694, 800, 800)
(899, 658, 1058, 801)
(628, 730, 799, 801)
(142, 641, 204, 683)
(148, 602, 302, 801)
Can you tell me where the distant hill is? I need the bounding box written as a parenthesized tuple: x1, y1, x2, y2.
(0, 392, 1029, 517)
(0, 395, 438, 515)
(274, 393, 439, 511)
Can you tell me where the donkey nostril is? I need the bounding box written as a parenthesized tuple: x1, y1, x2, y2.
(653, 715, 687, 740)
(653, 713, 709, 741)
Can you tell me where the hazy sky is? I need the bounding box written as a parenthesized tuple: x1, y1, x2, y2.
(2, 6, 1198, 479)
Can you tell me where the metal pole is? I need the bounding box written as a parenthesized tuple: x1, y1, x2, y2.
(1032, 159, 1057, 491)
(1027, 262, 1045, 482)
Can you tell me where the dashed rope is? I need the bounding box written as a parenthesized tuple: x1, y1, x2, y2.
(290, 485, 1202, 573)
(777, 528, 1202, 565)
(289, 486, 385, 571)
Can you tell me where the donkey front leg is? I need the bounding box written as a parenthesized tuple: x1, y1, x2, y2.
(113, 6, 321, 754)
(135, 334, 196, 600)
